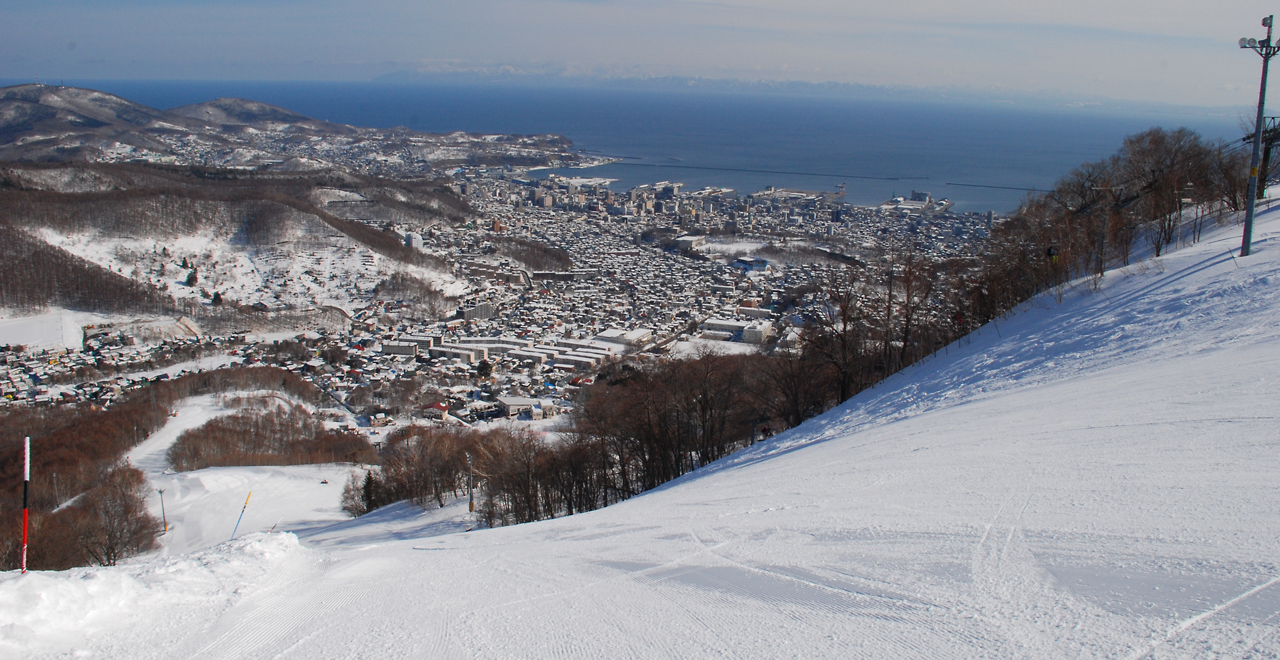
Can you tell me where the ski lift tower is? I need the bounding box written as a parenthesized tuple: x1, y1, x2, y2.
(1238, 15, 1280, 257)
(1241, 116, 1280, 199)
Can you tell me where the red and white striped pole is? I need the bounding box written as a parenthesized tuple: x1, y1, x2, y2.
(21, 436, 30, 574)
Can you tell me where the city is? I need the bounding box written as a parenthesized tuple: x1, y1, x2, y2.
(1, 163, 999, 437)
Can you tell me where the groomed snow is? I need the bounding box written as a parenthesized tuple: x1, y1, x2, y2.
(5, 210, 1280, 658)
(125, 393, 362, 557)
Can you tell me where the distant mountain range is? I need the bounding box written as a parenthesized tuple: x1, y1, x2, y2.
(375, 69, 1246, 119)
(0, 84, 586, 175)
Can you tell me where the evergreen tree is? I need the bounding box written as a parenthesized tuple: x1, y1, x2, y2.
(362, 470, 377, 512)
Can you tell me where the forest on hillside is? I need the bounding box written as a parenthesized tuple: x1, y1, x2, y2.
(0, 162, 469, 317)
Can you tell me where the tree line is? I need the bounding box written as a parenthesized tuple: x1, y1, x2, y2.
(0, 222, 177, 315)
(490, 236, 574, 271)
(167, 400, 375, 471)
(371, 272, 453, 319)
(350, 354, 766, 525)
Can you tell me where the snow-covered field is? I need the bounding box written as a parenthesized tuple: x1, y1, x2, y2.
(4, 211, 1280, 658)
(702, 240, 766, 254)
(0, 309, 113, 350)
(669, 337, 763, 358)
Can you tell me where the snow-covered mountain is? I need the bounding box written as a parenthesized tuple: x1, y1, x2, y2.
(0, 84, 589, 175)
(3, 209, 1279, 658)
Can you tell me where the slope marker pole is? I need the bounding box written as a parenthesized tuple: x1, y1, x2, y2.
(21, 437, 30, 574)
(230, 491, 252, 541)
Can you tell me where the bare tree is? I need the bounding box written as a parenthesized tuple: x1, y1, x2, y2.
(74, 464, 160, 566)
(802, 266, 873, 403)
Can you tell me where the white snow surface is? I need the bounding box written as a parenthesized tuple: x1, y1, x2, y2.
(670, 337, 763, 358)
(702, 240, 767, 254)
(33, 222, 458, 313)
(5, 212, 1280, 658)
(0, 309, 114, 350)
(124, 392, 359, 558)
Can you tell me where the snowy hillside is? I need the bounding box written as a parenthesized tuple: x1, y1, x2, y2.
(36, 221, 424, 313)
(0, 84, 593, 174)
(3, 211, 1280, 658)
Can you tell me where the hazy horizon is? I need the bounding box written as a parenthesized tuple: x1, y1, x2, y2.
(5, 0, 1275, 110)
(0, 75, 1254, 126)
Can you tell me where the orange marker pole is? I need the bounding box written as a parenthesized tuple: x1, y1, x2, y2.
(230, 491, 252, 541)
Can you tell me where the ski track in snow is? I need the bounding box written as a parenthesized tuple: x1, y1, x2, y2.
(3, 211, 1280, 658)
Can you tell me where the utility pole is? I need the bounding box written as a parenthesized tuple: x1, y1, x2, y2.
(1239, 16, 1280, 257)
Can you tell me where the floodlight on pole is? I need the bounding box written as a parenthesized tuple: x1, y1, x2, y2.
(157, 488, 167, 533)
(1239, 15, 1279, 257)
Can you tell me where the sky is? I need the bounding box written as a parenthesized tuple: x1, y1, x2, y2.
(2, 0, 1277, 108)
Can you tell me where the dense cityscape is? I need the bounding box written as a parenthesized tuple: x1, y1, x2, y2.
(2, 164, 999, 432)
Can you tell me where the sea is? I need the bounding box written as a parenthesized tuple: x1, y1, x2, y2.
(24, 80, 1241, 213)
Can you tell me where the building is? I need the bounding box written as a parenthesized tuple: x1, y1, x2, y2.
(674, 235, 707, 251)
(732, 256, 772, 273)
(460, 302, 496, 321)
(702, 318, 752, 335)
(428, 346, 480, 364)
(743, 321, 774, 344)
(380, 341, 418, 356)
(497, 395, 539, 418)
(403, 334, 443, 348)
(736, 306, 773, 319)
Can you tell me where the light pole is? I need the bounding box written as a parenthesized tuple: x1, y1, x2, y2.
(157, 488, 167, 533)
(1239, 16, 1280, 257)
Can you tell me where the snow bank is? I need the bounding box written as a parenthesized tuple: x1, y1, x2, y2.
(0, 533, 305, 656)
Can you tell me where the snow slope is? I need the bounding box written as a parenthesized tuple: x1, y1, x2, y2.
(5, 212, 1280, 658)
(124, 393, 363, 557)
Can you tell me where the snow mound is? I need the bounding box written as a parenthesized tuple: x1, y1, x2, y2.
(0, 533, 305, 655)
